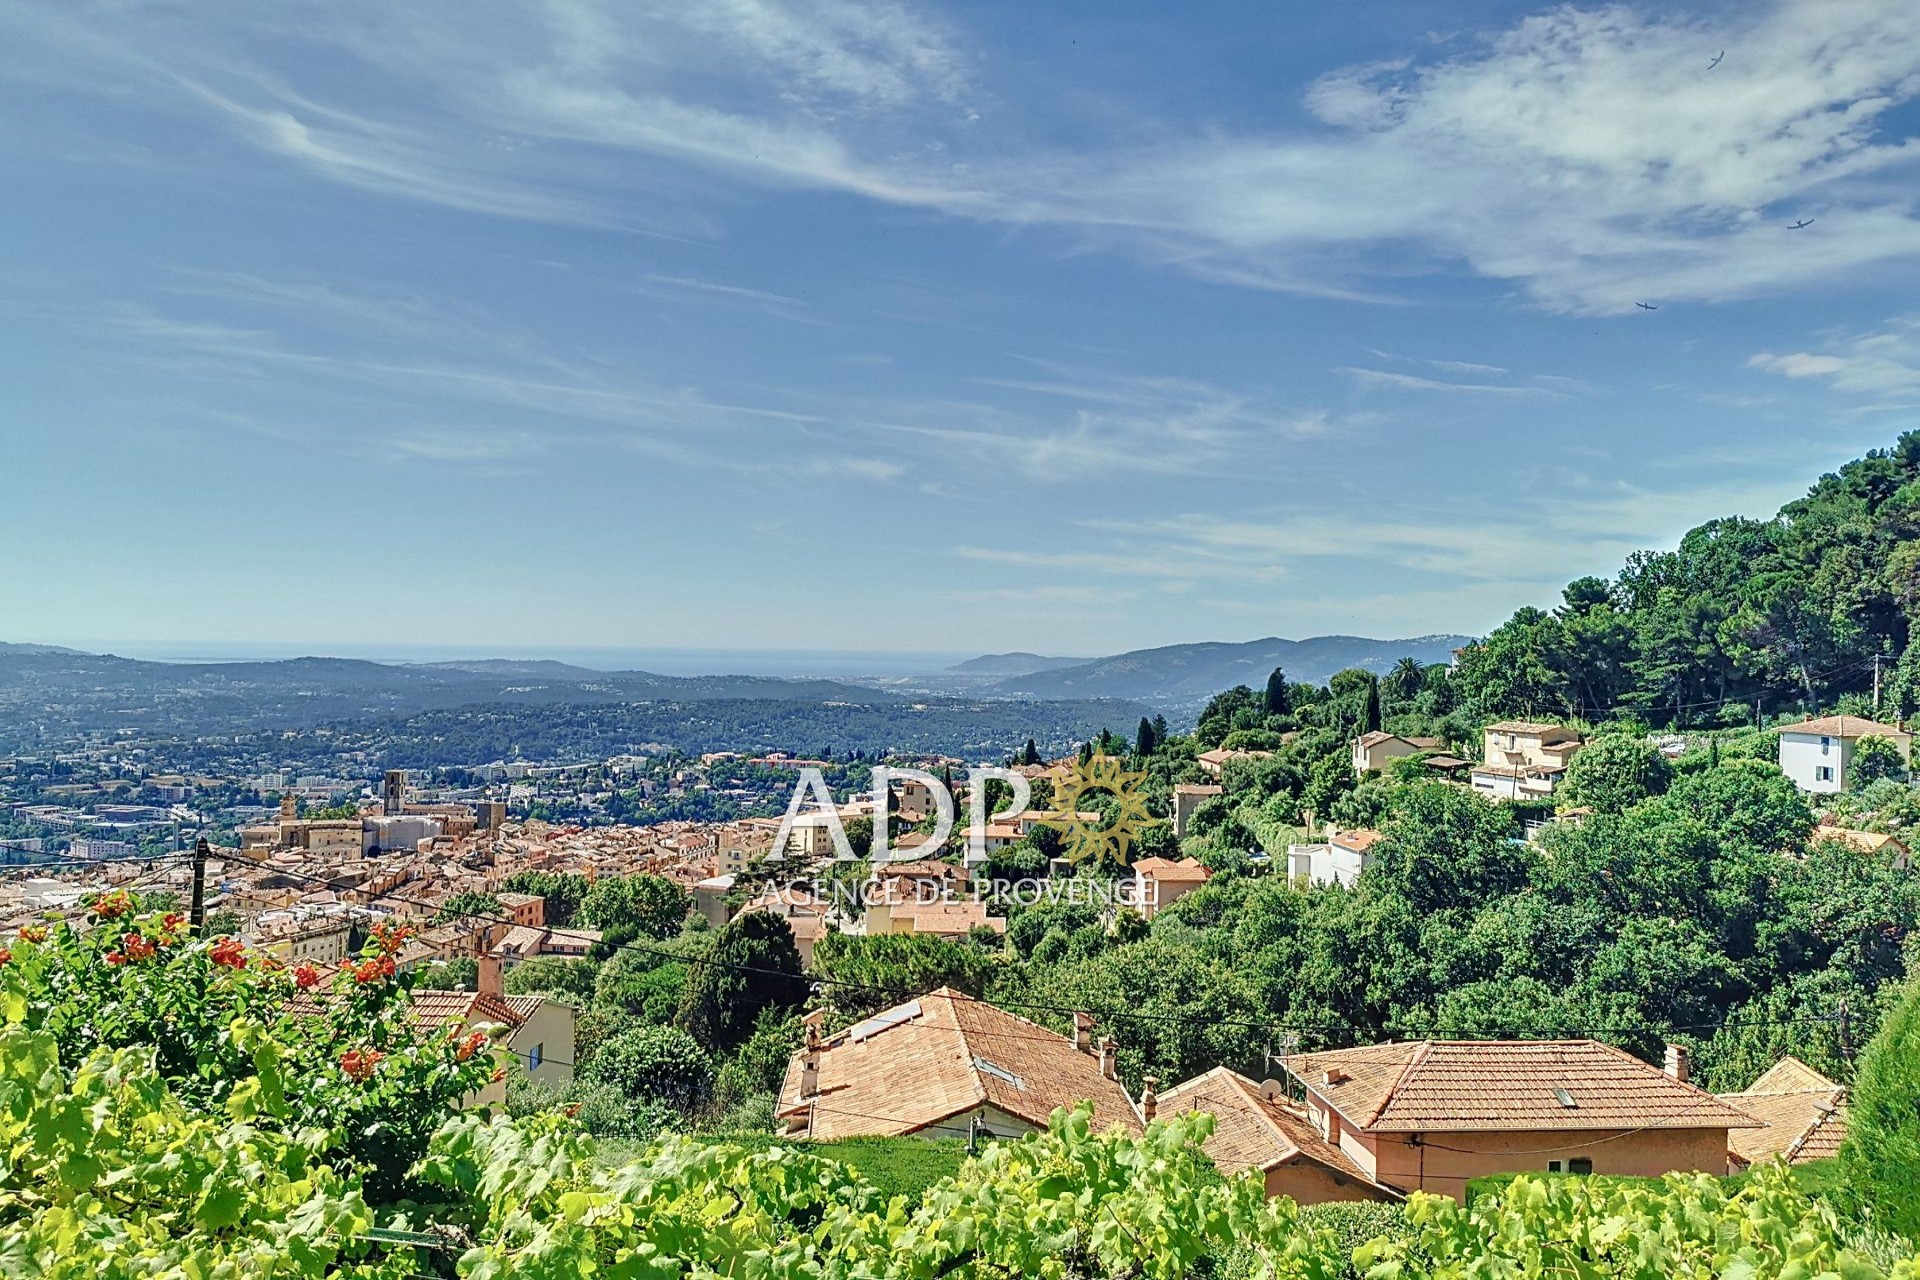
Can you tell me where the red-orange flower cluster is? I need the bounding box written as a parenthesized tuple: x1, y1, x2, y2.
(352, 954, 398, 985)
(293, 963, 323, 989)
(209, 937, 247, 970)
(0, 947, 11, 967)
(120, 932, 157, 963)
(368, 921, 414, 955)
(340, 1048, 385, 1082)
(93, 891, 132, 922)
(455, 1030, 488, 1062)
(17, 925, 47, 944)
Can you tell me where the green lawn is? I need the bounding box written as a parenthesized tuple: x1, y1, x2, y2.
(595, 1132, 972, 1204)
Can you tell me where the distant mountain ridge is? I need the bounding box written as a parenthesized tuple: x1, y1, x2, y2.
(945, 652, 1085, 676)
(986, 634, 1473, 706)
(0, 645, 910, 752)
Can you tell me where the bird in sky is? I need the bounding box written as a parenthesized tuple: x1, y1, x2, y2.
(1708, 50, 1724, 69)
(1636, 302, 1659, 311)
(1789, 218, 1815, 230)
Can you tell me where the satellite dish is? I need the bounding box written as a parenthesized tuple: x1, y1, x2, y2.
(1260, 1079, 1288, 1101)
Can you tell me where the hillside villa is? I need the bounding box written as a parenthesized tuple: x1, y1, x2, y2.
(1131, 856, 1212, 918)
(1469, 722, 1584, 800)
(1772, 715, 1911, 793)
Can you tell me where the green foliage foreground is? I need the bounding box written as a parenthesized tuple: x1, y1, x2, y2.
(3, 909, 1919, 1280)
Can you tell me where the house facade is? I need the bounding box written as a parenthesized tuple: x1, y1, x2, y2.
(1287, 827, 1384, 889)
(1279, 1040, 1756, 1201)
(1351, 732, 1438, 777)
(1470, 722, 1583, 800)
(1772, 715, 1911, 793)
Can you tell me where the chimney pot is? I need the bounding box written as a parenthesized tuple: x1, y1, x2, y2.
(1663, 1043, 1690, 1084)
(1098, 1035, 1118, 1080)
(1073, 1011, 1094, 1055)
(477, 951, 504, 999)
(1140, 1075, 1159, 1122)
(800, 1046, 821, 1098)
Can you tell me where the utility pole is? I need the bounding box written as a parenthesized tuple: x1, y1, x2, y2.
(1838, 997, 1851, 1066)
(1873, 654, 1883, 718)
(189, 835, 209, 934)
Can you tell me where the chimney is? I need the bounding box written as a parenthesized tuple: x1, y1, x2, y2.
(800, 1044, 821, 1098)
(1663, 1043, 1690, 1084)
(802, 1007, 827, 1050)
(477, 951, 503, 999)
(280, 793, 297, 822)
(1073, 1011, 1094, 1055)
(1098, 1035, 1118, 1080)
(1139, 1076, 1159, 1123)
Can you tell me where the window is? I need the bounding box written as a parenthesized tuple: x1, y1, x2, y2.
(1547, 1159, 1563, 1173)
(1816, 766, 1834, 782)
(528, 1042, 543, 1070)
(1568, 1158, 1593, 1175)
(1821, 735, 1832, 754)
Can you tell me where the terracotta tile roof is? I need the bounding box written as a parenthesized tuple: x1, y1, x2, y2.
(1721, 1057, 1848, 1166)
(1771, 715, 1910, 740)
(1812, 826, 1909, 856)
(1354, 731, 1401, 748)
(1161, 1067, 1389, 1192)
(406, 988, 530, 1035)
(776, 987, 1140, 1140)
(1133, 856, 1212, 882)
(1285, 1040, 1761, 1133)
(1485, 721, 1576, 736)
(1331, 828, 1386, 853)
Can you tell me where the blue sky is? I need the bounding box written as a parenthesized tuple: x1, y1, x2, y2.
(5, 0, 1920, 660)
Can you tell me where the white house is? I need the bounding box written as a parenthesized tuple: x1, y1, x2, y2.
(1286, 827, 1384, 889)
(1772, 715, 1911, 794)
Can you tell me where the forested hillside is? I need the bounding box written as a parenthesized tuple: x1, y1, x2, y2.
(1456, 431, 1920, 726)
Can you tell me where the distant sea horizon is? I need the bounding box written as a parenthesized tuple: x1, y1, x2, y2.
(46, 641, 981, 679)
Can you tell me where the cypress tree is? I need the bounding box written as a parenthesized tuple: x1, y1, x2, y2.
(1264, 667, 1290, 715)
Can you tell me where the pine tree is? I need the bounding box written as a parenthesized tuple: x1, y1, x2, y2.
(1136, 717, 1157, 757)
(1362, 678, 1382, 733)
(1264, 667, 1290, 715)
(1153, 713, 1169, 742)
(1023, 738, 1041, 766)
(1079, 740, 1094, 765)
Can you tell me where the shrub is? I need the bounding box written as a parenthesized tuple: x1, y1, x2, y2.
(1838, 976, 1920, 1236)
(581, 1023, 715, 1112)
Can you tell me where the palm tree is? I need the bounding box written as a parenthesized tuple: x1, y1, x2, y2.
(1386, 657, 1426, 706)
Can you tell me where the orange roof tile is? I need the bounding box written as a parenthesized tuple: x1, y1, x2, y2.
(776, 987, 1140, 1139)
(1721, 1057, 1848, 1166)
(1161, 1067, 1389, 1192)
(1133, 856, 1212, 882)
(1286, 1040, 1760, 1133)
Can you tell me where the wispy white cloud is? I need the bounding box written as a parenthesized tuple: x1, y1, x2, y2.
(11, 1, 1920, 309)
(1337, 367, 1559, 397)
(1750, 318, 1920, 400)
